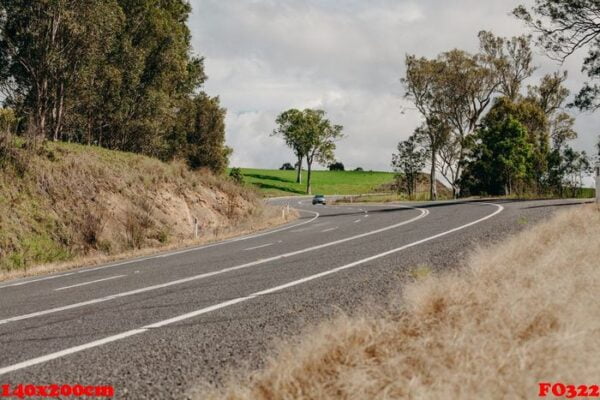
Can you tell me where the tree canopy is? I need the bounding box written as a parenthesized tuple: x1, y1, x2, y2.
(273, 109, 344, 194)
(0, 0, 229, 173)
(515, 0, 600, 110)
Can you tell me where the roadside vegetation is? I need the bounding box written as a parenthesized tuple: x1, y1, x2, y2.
(0, 1, 299, 280)
(196, 204, 600, 399)
(395, 17, 599, 201)
(0, 1, 230, 174)
(0, 141, 295, 279)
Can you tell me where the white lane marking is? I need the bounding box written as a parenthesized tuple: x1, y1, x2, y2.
(54, 275, 127, 292)
(290, 228, 310, 233)
(354, 220, 361, 223)
(0, 210, 320, 290)
(0, 203, 502, 377)
(244, 243, 274, 251)
(0, 206, 427, 326)
(0, 273, 76, 289)
(321, 227, 338, 233)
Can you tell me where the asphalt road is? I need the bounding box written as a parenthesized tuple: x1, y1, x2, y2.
(0, 198, 590, 399)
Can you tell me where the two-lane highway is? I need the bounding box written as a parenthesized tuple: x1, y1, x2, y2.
(0, 198, 587, 398)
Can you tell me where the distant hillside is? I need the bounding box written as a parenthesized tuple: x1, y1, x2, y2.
(236, 168, 397, 196)
(0, 143, 283, 273)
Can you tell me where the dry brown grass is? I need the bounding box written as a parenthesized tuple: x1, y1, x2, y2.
(195, 204, 600, 400)
(0, 204, 296, 282)
(0, 141, 297, 280)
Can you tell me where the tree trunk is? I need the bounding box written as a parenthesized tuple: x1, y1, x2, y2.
(296, 155, 303, 183)
(52, 82, 64, 141)
(306, 159, 313, 195)
(430, 150, 438, 201)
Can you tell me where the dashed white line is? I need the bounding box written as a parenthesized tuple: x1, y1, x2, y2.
(54, 275, 127, 292)
(244, 243, 274, 251)
(0, 203, 502, 377)
(321, 227, 338, 233)
(0, 206, 427, 326)
(354, 220, 361, 223)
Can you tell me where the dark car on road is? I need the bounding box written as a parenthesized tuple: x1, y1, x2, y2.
(312, 195, 327, 205)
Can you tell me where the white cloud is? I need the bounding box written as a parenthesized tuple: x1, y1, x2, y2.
(189, 0, 600, 172)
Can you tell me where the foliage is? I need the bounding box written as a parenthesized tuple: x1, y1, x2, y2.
(392, 134, 427, 198)
(279, 163, 295, 171)
(515, 1, 600, 110)
(354, 167, 364, 172)
(0, 1, 229, 173)
(478, 31, 536, 101)
(328, 162, 345, 171)
(169, 93, 231, 173)
(404, 27, 589, 199)
(229, 167, 244, 185)
(403, 39, 505, 197)
(547, 146, 591, 196)
(272, 109, 308, 184)
(273, 109, 344, 194)
(461, 112, 533, 196)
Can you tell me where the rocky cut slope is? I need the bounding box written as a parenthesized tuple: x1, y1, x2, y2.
(0, 142, 282, 275)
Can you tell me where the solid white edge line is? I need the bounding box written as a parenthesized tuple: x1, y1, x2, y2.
(0, 203, 502, 377)
(0, 206, 427, 326)
(54, 275, 127, 291)
(0, 210, 321, 289)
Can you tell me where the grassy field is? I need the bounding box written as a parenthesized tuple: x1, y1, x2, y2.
(196, 204, 600, 399)
(236, 168, 396, 196)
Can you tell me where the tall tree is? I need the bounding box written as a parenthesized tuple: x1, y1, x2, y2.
(0, 0, 124, 140)
(392, 133, 427, 199)
(412, 119, 450, 200)
(479, 31, 536, 101)
(302, 109, 344, 195)
(461, 113, 533, 196)
(403, 47, 499, 198)
(0, 0, 216, 166)
(169, 93, 231, 173)
(273, 109, 344, 194)
(273, 109, 308, 184)
(515, 1, 600, 110)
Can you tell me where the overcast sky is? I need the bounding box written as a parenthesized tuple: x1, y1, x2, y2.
(189, 0, 600, 172)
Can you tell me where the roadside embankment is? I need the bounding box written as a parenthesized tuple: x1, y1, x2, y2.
(195, 203, 600, 399)
(0, 142, 296, 281)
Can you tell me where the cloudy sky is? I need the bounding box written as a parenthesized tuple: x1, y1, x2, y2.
(188, 0, 600, 172)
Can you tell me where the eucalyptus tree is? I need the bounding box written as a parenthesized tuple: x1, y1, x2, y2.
(478, 31, 536, 101)
(302, 109, 344, 195)
(273, 109, 309, 184)
(0, 0, 123, 140)
(392, 133, 427, 199)
(403, 48, 498, 198)
(515, 1, 600, 111)
(273, 109, 344, 194)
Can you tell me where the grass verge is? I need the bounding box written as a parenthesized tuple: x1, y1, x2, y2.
(0, 141, 298, 281)
(0, 205, 297, 282)
(194, 203, 600, 399)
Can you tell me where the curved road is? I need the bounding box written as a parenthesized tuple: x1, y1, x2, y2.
(0, 198, 588, 398)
